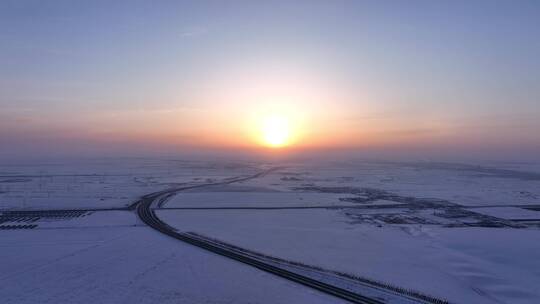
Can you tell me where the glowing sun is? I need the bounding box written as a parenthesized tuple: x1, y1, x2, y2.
(260, 115, 292, 148)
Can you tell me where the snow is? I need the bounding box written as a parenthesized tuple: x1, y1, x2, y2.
(166, 190, 357, 208)
(245, 161, 540, 208)
(158, 208, 540, 304)
(0, 210, 345, 304)
(0, 158, 260, 210)
(471, 207, 540, 220)
(2, 158, 540, 303)
(155, 160, 540, 303)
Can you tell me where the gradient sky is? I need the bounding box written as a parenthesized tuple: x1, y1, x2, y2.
(1, 1, 539, 159)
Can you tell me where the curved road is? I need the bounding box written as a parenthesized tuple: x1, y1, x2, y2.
(134, 169, 436, 304)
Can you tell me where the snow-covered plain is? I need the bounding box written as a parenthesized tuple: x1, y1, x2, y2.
(159, 161, 540, 303)
(0, 158, 260, 210)
(159, 209, 540, 303)
(166, 190, 358, 208)
(0, 211, 343, 304)
(1, 158, 540, 303)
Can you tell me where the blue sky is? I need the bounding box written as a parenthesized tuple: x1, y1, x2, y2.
(1, 1, 539, 159)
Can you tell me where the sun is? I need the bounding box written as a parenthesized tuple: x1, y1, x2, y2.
(260, 115, 291, 148)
